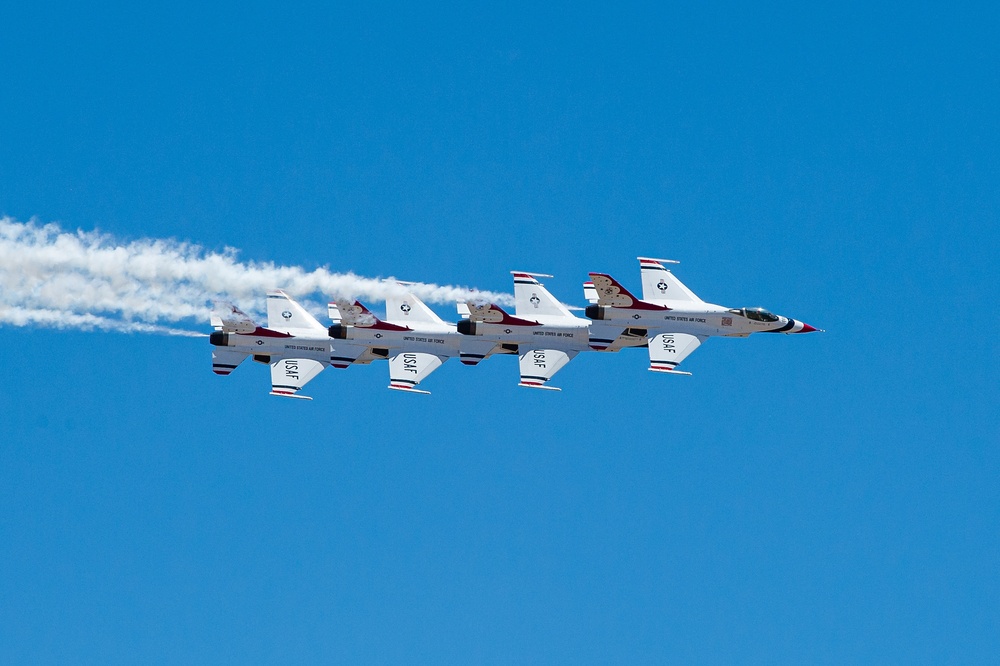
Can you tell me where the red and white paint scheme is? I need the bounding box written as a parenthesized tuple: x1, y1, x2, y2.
(210, 288, 508, 398)
(326, 291, 499, 395)
(209, 290, 338, 400)
(456, 272, 594, 391)
(209, 261, 820, 399)
(584, 257, 821, 376)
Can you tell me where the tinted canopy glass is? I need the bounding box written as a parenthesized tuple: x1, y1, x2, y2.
(744, 307, 779, 322)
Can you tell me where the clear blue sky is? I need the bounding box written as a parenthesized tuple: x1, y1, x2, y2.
(2, 2, 998, 663)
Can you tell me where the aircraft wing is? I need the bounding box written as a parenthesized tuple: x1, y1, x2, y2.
(648, 333, 706, 375)
(270, 358, 327, 399)
(518, 349, 577, 391)
(211, 301, 257, 334)
(388, 352, 447, 394)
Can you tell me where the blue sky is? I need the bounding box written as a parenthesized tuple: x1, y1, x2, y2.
(2, 2, 998, 663)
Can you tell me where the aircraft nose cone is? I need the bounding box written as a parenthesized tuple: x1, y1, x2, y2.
(784, 319, 822, 333)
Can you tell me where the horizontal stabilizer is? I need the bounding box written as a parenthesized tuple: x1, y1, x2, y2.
(583, 281, 599, 304)
(588, 324, 649, 352)
(212, 348, 249, 375)
(458, 339, 500, 366)
(329, 342, 376, 369)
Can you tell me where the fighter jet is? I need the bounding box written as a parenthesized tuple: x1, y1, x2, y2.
(327, 289, 500, 394)
(208, 262, 820, 399)
(209, 290, 346, 399)
(211, 287, 507, 398)
(456, 272, 595, 390)
(584, 257, 821, 375)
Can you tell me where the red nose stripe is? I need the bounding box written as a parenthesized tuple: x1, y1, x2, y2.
(799, 323, 817, 333)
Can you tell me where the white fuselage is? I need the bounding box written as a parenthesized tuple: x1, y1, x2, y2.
(211, 327, 333, 363)
(588, 301, 811, 338)
(458, 314, 592, 353)
(330, 320, 464, 358)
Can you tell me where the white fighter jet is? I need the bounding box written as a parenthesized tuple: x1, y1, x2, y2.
(327, 289, 501, 395)
(209, 290, 342, 400)
(584, 257, 821, 375)
(211, 288, 506, 398)
(209, 262, 820, 398)
(455, 272, 601, 390)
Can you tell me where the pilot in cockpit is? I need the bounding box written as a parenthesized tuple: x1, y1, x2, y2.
(727, 307, 780, 322)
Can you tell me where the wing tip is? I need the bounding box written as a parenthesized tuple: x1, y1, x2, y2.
(388, 384, 431, 395)
(518, 382, 561, 391)
(269, 391, 314, 400)
(648, 367, 692, 376)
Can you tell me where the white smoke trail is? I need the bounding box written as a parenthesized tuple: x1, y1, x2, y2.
(0, 306, 208, 337)
(0, 217, 511, 335)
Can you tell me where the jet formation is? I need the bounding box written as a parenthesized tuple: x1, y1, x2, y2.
(209, 257, 821, 399)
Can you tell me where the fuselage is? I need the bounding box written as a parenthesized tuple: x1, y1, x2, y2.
(209, 326, 334, 363)
(457, 312, 592, 352)
(585, 302, 817, 338)
(326, 316, 514, 367)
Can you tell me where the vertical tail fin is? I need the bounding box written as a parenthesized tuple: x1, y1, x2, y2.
(266, 290, 327, 332)
(638, 257, 702, 303)
(511, 272, 573, 317)
(386, 290, 446, 325)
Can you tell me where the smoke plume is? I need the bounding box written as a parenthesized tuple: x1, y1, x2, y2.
(0, 217, 509, 336)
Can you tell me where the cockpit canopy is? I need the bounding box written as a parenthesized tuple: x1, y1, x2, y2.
(728, 307, 779, 322)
